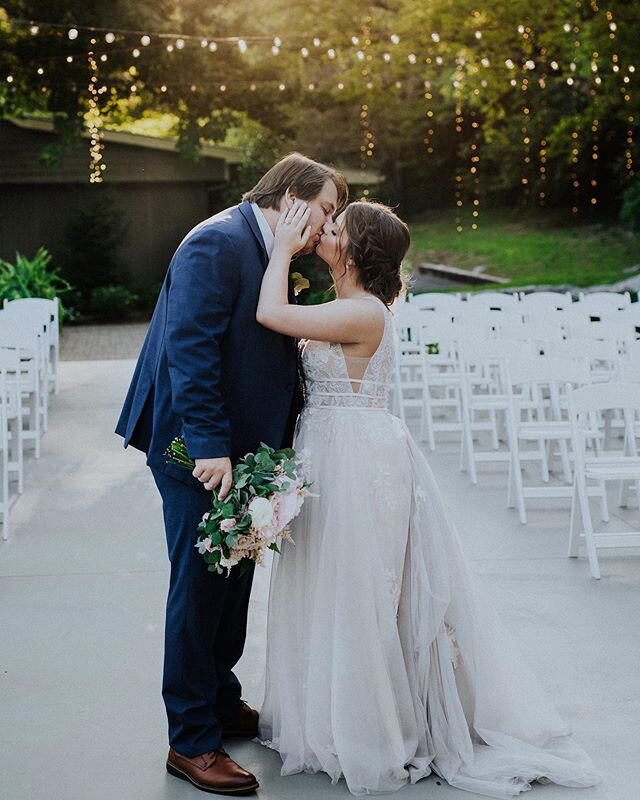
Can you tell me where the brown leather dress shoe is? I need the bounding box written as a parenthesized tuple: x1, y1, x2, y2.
(219, 701, 259, 738)
(166, 748, 259, 795)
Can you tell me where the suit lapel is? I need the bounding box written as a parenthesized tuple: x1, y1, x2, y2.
(238, 201, 269, 268)
(238, 201, 298, 351)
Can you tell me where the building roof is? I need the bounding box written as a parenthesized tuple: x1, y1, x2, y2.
(8, 117, 244, 164)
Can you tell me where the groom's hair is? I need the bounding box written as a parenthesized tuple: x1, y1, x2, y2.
(242, 153, 348, 214)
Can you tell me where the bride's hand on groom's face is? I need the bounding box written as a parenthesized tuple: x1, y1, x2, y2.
(274, 201, 312, 257)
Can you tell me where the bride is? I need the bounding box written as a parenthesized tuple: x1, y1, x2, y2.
(254, 200, 601, 798)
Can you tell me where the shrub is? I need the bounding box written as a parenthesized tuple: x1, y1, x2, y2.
(90, 285, 139, 322)
(61, 188, 129, 312)
(0, 247, 73, 325)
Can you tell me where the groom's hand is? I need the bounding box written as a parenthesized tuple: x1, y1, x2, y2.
(193, 457, 233, 498)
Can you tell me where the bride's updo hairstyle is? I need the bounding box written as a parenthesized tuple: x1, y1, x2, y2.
(341, 201, 409, 306)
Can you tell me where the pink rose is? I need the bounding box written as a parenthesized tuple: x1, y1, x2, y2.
(220, 518, 237, 532)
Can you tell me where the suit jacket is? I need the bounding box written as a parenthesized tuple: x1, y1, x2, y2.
(115, 202, 300, 490)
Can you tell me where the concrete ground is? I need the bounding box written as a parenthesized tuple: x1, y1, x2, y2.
(1, 359, 639, 800)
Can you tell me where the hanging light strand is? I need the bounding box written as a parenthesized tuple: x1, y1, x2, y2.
(87, 51, 105, 183)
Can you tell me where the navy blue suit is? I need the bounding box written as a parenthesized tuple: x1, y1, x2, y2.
(116, 202, 298, 755)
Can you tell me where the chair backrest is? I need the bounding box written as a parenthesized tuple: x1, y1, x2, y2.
(507, 354, 591, 389)
(0, 345, 20, 369)
(568, 382, 640, 416)
(576, 291, 631, 312)
(3, 297, 59, 341)
(0, 319, 42, 358)
(621, 360, 640, 383)
(0, 303, 51, 332)
(4, 297, 58, 314)
(567, 383, 640, 465)
(466, 291, 519, 312)
(418, 318, 479, 346)
(567, 320, 634, 346)
(548, 338, 619, 363)
(409, 292, 462, 313)
(461, 337, 536, 367)
(455, 307, 523, 333)
(518, 291, 572, 316)
(491, 319, 564, 344)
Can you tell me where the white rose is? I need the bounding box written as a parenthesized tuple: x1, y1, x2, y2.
(248, 496, 274, 529)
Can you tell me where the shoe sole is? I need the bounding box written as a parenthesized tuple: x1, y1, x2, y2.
(166, 762, 259, 795)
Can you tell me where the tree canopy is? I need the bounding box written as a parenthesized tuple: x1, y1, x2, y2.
(1, 1, 639, 219)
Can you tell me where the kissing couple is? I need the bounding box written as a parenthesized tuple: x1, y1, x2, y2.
(116, 154, 600, 798)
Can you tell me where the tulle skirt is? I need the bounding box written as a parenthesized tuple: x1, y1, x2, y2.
(259, 406, 601, 797)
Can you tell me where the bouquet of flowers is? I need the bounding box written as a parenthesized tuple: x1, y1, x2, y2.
(165, 437, 312, 575)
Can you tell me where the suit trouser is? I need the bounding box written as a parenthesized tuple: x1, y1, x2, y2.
(151, 468, 254, 757)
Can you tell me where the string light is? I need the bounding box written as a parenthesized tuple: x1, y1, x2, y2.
(538, 138, 547, 205)
(359, 18, 374, 199)
(470, 111, 481, 230)
(590, 50, 600, 211)
(87, 52, 105, 183)
(520, 73, 532, 205)
(423, 80, 435, 158)
(625, 115, 635, 177)
(7, 13, 639, 217)
(453, 62, 464, 233)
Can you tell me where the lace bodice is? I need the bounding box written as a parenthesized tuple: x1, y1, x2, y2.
(300, 297, 394, 410)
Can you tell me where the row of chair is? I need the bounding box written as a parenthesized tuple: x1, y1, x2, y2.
(0, 297, 60, 539)
(392, 291, 640, 579)
(406, 289, 634, 316)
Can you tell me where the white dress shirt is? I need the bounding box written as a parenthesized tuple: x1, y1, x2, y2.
(250, 203, 275, 259)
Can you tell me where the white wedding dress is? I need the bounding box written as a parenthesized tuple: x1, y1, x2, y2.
(259, 296, 601, 798)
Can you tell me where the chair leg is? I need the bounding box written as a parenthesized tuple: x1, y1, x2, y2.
(559, 439, 572, 484)
(599, 480, 609, 523)
(490, 409, 499, 450)
(463, 409, 477, 484)
(618, 477, 627, 508)
(1, 423, 8, 542)
(511, 446, 527, 524)
(539, 440, 549, 482)
(420, 384, 436, 451)
(576, 474, 601, 579)
(568, 479, 580, 557)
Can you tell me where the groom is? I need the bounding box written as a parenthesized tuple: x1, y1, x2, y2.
(116, 153, 346, 794)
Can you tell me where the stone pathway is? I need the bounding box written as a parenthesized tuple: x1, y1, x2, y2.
(60, 323, 148, 361)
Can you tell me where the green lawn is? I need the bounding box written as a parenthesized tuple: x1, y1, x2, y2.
(408, 209, 640, 289)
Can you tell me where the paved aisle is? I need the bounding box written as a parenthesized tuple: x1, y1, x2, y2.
(1, 361, 638, 799)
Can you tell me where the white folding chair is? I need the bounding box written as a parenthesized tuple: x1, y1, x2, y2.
(455, 307, 523, 336)
(0, 321, 46, 458)
(567, 320, 635, 357)
(458, 340, 544, 484)
(567, 382, 640, 579)
(408, 292, 462, 317)
(577, 291, 631, 315)
(492, 318, 564, 347)
(3, 298, 60, 394)
(392, 306, 426, 423)
(0, 347, 23, 540)
(466, 291, 520, 312)
(547, 338, 621, 384)
(518, 291, 572, 320)
(505, 356, 598, 524)
(417, 318, 476, 449)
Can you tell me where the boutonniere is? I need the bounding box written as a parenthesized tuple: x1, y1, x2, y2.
(290, 271, 310, 296)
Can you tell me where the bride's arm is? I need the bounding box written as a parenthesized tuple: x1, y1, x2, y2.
(257, 203, 380, 343)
